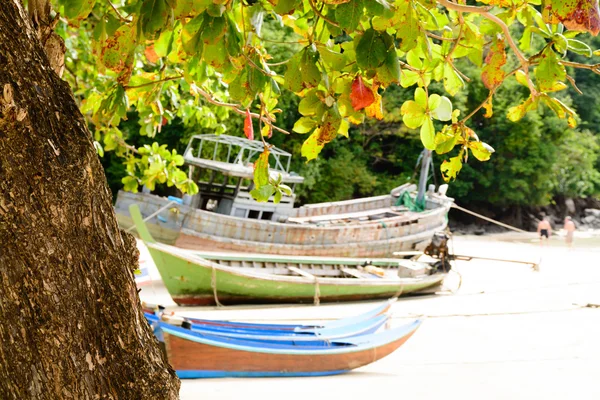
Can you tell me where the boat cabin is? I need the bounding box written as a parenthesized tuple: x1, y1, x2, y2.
(182, 134, 304, 221)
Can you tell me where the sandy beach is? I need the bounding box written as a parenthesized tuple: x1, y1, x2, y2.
(137, 231, 600, 400)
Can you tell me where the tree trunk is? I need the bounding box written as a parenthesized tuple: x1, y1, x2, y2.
(0, 2, 180, 399)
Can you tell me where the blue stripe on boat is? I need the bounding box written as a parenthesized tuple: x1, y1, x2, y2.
(176, 369, 350, 379)
(160, 319, 422, 355)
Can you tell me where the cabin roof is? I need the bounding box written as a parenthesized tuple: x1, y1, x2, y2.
(184, 134, 304, 184)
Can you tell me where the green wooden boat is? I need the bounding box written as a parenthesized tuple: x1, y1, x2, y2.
(131, 205, 447, 306)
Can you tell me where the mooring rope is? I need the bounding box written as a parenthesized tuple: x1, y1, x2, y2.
(451, 203, 529, 233)
(313, 279, 321, 306)
(210, 265, 224, 308)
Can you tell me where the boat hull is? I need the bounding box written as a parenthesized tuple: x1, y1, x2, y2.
(147, 245, 445, 306)
(116, 191, 451, 258)
(163, 323, 419, 378)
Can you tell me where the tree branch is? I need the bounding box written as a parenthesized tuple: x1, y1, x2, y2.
(106, 0, 132, 23)
(438, 0, 537, 95)
(560, 60, 600, 74)
(190, 85, 290, 134)
(123, 75, 183, 90)
(308, 0, 340, 28)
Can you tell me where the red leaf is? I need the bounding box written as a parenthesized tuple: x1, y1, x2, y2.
(350, 76, 375, 111)
(543, 0, 600, 36)
(244, 109, 254, 140)
(144, 45, 160, 63)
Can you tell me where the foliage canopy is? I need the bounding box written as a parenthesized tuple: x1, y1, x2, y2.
(54, 0, 600, 201)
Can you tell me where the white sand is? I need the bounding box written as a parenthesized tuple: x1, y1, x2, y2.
(137, 232, 600, 400)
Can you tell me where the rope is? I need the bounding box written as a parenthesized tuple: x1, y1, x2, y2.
(396, 190, 426, 211)
(313, 279, 321, 306)
(380, 221, 390, 240)
(451, 203, 529, 233)
(394, 280, 404, 299)
(210, 266, 224, 308)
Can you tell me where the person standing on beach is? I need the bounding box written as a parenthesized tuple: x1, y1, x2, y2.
(537, 217, 552, 245)
(564, 216, 576, 248)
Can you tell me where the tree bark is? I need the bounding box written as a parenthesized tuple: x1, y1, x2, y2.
(0, 1, 180, 399)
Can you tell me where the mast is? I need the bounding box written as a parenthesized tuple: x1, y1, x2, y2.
(416, 149, 431, 205)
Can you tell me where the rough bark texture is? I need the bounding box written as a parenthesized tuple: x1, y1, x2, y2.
(0, 1, 180, 399)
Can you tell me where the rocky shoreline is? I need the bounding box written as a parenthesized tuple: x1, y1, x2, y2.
(449, 197, 600, 235)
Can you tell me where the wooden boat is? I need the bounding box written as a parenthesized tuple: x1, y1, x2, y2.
(131, 205, 447, 306)
(158, 318, 422, 378)
(144, 298, 394, 331)
(146, 312, 389, 343)
(115, 134, 453, 257)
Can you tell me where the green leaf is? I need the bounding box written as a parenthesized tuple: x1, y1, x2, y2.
(250, 184, 276, 202)
(274, 0, 300, 14)
(514, 70, 530, 88)
(535, 47, 566, 92)
(174, 0, 210, 18)
(140, 0, 173, 39)
(181, 14, 204, 55)
(400, 100, 426, 129)
(567, 39, 592, 56)
(440, 155, 463, 182)
(356, 29, 388, 70)
(301, 128, 326, 161)
(274, 190, 283, 204)
(253, 149, 270, 188)
(443, 63, 464, 96)
(414, 87, 427, 108)
(298, 91, 323, 116)
(62, 0, 96, 21)
(293, 117, 317, 133)
(122, 176, 139, 192)
(284, 55, 303, 93)
(318, 47, 347, 70)
(430, 96, 452, 121)
(507, 97, 537, 122)
(468, 141, 495, 161)
(375, 43, 401, 86)
(338, 119, 350, 137)
(201, 15, 227, 44)
(396, 2, 420, 52)
(420, 118, 435, 150)
(335, 0, 364, 32)
(279, 184, 293, 196)
(299, 47, 321, 89)
(434, 125, 460, 154)
(155, 29, 175, 57)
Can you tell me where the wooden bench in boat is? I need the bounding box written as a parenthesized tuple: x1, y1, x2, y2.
(286, 206, 410, 225)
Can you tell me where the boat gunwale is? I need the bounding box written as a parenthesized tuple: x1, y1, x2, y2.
(149, 314, 389, 342)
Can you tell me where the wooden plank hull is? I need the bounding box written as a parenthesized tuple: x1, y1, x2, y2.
(146, 244, 445, 306)
(116, 191, 451, 258)
(162, 320, 421, 378)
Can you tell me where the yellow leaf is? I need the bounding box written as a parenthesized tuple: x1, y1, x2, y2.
(365, 90, 384, 120)
(483, 97, 493, 118)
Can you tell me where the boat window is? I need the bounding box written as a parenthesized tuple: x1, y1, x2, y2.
(233, 208, 246, 218)
(261, 211, 273, 220)
(248, 210, 260, 219)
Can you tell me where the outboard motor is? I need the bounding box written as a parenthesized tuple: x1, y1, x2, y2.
(424, 232, 452, 273)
